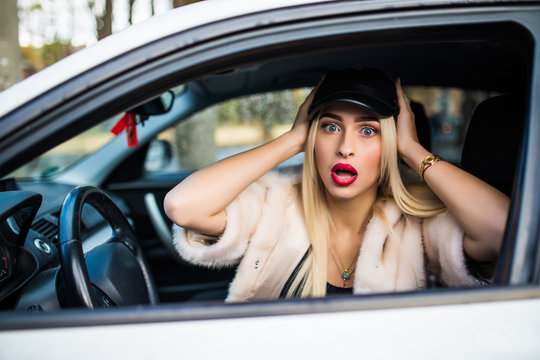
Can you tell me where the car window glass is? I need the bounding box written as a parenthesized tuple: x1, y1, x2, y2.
(145, 86, 495, 175)
(9, 117, 120, 179)
(406, 87, 496, 163)
(144, 89, 310, 174)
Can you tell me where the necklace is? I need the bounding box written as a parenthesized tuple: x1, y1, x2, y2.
(330, 244, 359, 287)
(329, 211, 372, 287)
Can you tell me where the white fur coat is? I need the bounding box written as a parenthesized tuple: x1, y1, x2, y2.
(173, 171, 480, 302)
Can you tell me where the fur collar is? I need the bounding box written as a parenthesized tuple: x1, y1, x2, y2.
(354, 199, 425, 294)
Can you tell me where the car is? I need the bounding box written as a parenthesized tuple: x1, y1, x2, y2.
(1, 0, 540, 358)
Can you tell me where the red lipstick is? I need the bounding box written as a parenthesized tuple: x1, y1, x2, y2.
(331, 163, 358, 186)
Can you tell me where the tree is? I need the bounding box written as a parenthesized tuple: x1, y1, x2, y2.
(170, 0, 208, 169)
(128, 0, 137, 24)
(172, 0, 201, 8)
(174, 108, 217, 170)
(88, 0, 113, 40)
(0, 0, 23, 91)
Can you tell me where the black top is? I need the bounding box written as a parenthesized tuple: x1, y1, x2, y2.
(280, 250, 355, 297)
(326, 282, 354, 295)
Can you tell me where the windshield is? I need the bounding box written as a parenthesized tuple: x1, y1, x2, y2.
(10, 117, 120, 180)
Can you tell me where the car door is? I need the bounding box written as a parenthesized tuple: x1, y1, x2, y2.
(1, 1, 540, 358)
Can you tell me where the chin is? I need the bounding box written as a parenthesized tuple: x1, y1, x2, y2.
(323, 178, 378, 201)
(325, 185, 369, 201)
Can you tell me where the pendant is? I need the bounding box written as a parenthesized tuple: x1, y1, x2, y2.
(341, 270, 351, 281)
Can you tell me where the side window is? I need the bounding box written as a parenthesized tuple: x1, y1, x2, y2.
(406, 87, 495, 164)
(144, 89, 309, 174)
(10, 117, 119, 179)
(144, 86, 494, 174)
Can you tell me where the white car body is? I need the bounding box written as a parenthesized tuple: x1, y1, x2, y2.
(1, 0, 539, 358)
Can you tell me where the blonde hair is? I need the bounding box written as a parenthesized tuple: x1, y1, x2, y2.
(287, 114, 445, 298)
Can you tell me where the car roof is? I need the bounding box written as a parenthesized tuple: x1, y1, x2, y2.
(0, 0, 532, 118)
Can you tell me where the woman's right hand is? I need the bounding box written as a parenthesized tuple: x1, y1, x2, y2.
(165, 78, 324, 235)
(289, 77, 324, 152)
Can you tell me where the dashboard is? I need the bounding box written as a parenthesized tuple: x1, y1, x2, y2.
(0, 179, 127, 310)
(0, 190, 43, 305)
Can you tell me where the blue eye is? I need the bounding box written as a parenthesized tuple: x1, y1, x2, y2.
(361, 127, 376, 136)
(323, 123, 340, 133)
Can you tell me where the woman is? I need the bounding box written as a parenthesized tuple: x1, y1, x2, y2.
(164, 68, 509, 302)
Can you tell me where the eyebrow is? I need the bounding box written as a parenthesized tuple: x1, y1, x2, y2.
(320, 112, 379, 122)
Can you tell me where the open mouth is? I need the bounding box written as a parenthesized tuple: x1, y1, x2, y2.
(331, 163, 358, 186)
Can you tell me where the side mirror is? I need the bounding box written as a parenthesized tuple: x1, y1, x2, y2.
(145, 139, 174, 172)
(129, 90, 175, 117)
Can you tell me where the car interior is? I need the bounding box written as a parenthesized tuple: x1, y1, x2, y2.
(0, 18, 534, 311)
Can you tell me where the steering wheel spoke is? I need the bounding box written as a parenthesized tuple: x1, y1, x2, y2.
(59, 186, 158, 309)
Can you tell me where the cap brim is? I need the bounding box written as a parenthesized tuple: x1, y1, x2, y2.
(309, 93, 397, 118)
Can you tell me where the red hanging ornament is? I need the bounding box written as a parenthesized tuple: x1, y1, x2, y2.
(111, 113, 138, 147)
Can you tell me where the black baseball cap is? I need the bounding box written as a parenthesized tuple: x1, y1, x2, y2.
(308, 68, 399, 118)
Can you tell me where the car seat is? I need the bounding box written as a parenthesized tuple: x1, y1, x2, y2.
(460, 94, 525, 197)
(411, 100, 431, 151)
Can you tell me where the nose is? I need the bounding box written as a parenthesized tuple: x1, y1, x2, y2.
(337, 130, 354, 158)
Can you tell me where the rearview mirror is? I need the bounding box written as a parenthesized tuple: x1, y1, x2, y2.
(129, 90, 175, 117)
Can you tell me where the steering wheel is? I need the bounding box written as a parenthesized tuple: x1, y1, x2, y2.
(58, 186, 158, 308)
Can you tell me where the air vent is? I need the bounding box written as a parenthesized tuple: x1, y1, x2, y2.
(31, 216, 59, 244)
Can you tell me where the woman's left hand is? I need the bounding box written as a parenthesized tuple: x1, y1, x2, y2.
(395, 78, 429, 169)
(394, 79, 509, 263)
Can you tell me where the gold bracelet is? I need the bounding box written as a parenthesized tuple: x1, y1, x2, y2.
(419, 154, 441, 180)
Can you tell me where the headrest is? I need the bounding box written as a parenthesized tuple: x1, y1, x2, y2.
(461, 94, 525, 196)
(410, 101, 431, 151)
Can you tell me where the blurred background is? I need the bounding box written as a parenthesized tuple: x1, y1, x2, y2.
(0, 0, 201, 92)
